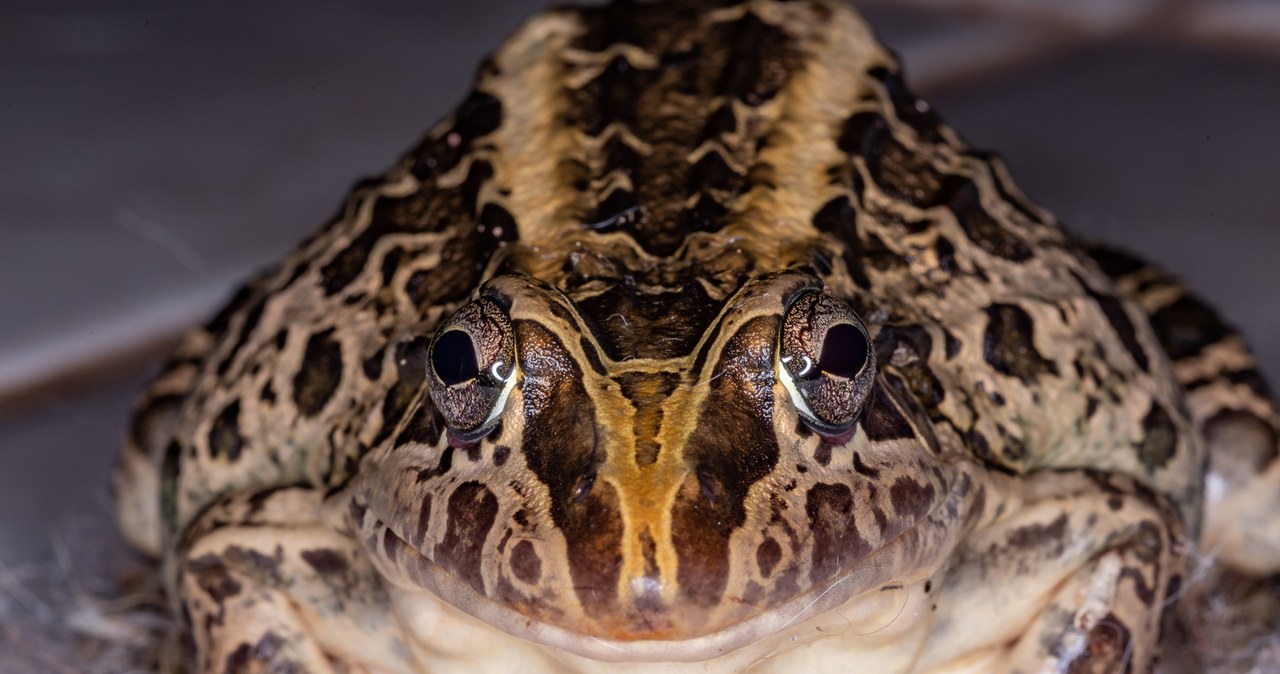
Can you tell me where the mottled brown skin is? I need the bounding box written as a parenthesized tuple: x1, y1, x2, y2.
(113, 1, 1280, 673)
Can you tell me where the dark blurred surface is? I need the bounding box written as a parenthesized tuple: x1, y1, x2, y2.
(1, 0, 1277, 577)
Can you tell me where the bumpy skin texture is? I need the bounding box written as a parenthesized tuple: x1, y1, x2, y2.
(113, 1, 1280, 672)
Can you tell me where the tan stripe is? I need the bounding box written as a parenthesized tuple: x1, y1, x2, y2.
(727, 1, 894, 271)
(484, 11, 590, 264)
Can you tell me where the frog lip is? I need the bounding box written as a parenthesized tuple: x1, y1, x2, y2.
(388, 535, 795, 661)
(378, 485, 964, 663)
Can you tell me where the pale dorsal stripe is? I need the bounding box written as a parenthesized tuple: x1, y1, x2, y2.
(726, 2, 894, 269)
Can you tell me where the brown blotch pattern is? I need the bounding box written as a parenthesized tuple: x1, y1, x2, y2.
(1137, 402, 1178, 470)
(187, 555, 242, 602)
(292, 328, 344, 417)
(510, 540, 542, 585)
(806, 482, 871, 585)
(208, 400, 244, 461)
(1007, 513, 1069, 553)
(756, 537, 782, 578)
(434, 481, 500, 594)
(300, 548, 350, 580)
(983, 303, 1057, 381)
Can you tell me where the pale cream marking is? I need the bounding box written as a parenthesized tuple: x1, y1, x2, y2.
(484, 11, 590, 259)
(560, 44, 660, 90)
(722, 3, 894, 270)
(686, 141, 750, 176)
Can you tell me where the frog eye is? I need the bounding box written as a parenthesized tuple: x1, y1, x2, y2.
(427, 297, 518, 445)
(777, 290, 876, 440)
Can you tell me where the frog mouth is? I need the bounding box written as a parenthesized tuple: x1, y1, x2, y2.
(375, 480, 967, 664)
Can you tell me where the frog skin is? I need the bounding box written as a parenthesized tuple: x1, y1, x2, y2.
(112, 1, 1280, 672)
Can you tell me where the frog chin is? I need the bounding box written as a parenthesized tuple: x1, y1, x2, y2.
(372, 475, 969, 664)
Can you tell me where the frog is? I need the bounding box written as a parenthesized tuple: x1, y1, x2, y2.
(111, 1, 1280, 672)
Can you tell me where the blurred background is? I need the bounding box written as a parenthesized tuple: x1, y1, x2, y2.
(1, 0, 1279, 668)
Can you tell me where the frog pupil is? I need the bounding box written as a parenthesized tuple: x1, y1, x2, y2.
(818, 323, 866, 379)
(433, 330, 480, 385)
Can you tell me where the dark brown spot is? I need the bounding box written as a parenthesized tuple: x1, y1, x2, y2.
(564, 479, 625, 618)
(578, 336, 608, 376)
(813, 442, 832, 467)
(639, 528, 660, 582)
(714, 12, 799, 106)
(416, 448, 455, 487)
(943, 330, 961, 359)
(510, 540, 542, 585)
(216, 297, 267, 378)
(411, 90, 502, 178)
(681, 192, 730, 234)
(757, 537, 782, 578)
(300, 549, 349, 579)
(1074, 272, 1149, 371)
(1119, 566, 1157, 606)
(1137, 402, 1178, 470)
(888, 476, 936, 522)
(492, 444, 511, 467)
(414, 494, 433, 547)
(348, 499, 367, 526)
(806, 482, 870, 585)
(381, 528, 400, 561)
(1085, 244, 1147, 279)
(208, 400, 244, 461)
(811, 196, 871, 289)
(687, 148, 741, 193)
(434, 481, 500, 593)
(1007, 513, 1069, 551)
(221, 545, 282, 585)
(983, 303, 1057, 381)
(187, 555, 242, 602)
(478, 203, 519, 241)
(862, 390, 915, 441)
(362, 351, 384, 381)
(1150, 295, 1230, 361)
(947, 180, 1032, 261)
(852, 452, 881, 479)
(223, 642, 251, 674)
(259, 380, 276, 404)
(838, 112, 963, 209)
(292, 328, 343, 417)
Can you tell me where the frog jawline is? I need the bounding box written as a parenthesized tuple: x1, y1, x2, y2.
(383, 487, 964, 663)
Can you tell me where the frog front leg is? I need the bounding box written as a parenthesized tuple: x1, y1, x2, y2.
(175, 487, 416, 674)
(921, 471, 1182, 674)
